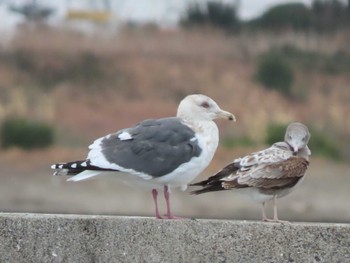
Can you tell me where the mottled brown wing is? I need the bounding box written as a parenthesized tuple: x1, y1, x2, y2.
(223, 157, 309, 190)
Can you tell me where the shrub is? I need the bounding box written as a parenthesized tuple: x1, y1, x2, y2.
(265, 122, 286, 146)
(308, 129, 341, 160)
(256, 52, 294, 96)
(1, 118, 54, 150)
(265, 122, 342, 160)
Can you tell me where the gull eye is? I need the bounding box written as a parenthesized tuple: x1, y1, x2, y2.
(288, 135, 292, 140)
(201, 101, 210, 109)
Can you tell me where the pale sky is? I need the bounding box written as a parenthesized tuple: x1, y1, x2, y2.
(0, 0, 315, 32)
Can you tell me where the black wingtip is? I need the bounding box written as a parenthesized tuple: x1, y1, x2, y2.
(189, 182, 228, 195)
(189, 181, 208, 187)
(189, 189, 204, 195)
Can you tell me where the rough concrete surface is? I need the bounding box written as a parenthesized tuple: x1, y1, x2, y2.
(0, 213, 349, 263)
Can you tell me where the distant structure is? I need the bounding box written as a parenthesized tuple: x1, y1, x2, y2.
(7, 0, 55, 22)
(65, 0, 112, 24)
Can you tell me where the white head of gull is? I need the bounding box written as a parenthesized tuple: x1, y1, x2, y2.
(51, 94, 235, 219)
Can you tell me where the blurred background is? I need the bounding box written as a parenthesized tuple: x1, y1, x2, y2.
(0, 0, 349, 222)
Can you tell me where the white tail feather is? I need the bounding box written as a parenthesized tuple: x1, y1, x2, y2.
(54, 169, 69, 176)
(67, 170, 102, 182)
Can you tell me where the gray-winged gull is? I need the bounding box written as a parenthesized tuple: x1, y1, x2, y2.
(51, 94, 235, 219)
(191, 122, 311, 222)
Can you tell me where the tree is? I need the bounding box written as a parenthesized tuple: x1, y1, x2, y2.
(180, 1, 240, 32)
(249, 3, 312, 31)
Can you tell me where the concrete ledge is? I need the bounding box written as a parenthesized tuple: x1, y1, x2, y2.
(0, 213, 349, 262)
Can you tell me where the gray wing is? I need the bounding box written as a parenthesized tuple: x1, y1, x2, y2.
(87, 117, 202, 178)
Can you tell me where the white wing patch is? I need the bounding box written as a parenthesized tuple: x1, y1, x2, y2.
(118, 131, 133, 141)
(67, 170, 101, 182)
(88, 136, 105, 150)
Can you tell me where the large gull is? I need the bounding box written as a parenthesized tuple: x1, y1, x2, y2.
(51, 94, 235, 219)
(191, 122, 311, 222)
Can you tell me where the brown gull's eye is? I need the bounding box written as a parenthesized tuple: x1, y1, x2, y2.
(201, 101, 210, 109)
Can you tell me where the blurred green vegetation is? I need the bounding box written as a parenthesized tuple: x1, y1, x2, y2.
(181, 0, 350, 32)
(248, 3, 312, 31)
(255, 52, 294, 96)
(266, 123, 287, 146)
(277, 45, 350, 75)
(266, 122, 342, 160)
(221, 135, 256, 149)
(1, 118, 54, 150)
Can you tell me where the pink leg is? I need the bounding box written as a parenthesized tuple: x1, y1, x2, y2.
(262, 196, 289, 223)
(163, 185, 182, 219)
(152, 189, 163, 219)
(272, 195, 289, 223)
(261, 202, 269, 222)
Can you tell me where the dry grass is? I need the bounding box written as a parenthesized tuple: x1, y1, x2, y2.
(0, 27, 349, 219)
(0, 27, 349, 152)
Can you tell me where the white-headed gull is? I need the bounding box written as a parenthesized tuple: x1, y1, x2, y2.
(52, 94, 235, 219)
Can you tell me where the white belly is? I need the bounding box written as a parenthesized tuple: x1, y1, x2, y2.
(236, 188, 274, 203)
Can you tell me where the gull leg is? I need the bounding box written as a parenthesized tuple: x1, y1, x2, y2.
(261, 199, 288, 223)
(164, 185, 182, 219)
(152, 189, 163, 219)
(272, 195, 289, 223)
(261, 202, 270, 221)
(273, 195, 279, 221)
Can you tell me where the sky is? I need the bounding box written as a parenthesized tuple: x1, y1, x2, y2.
(0, 0, 315, 33)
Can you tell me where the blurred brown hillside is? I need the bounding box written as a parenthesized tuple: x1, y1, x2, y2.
(0, 26, 350, 222)
(0, 27, 349, 158)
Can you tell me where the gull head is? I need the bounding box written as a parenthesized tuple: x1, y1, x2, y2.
(284, 122, 310, 153)
(177, 94, 235, 122)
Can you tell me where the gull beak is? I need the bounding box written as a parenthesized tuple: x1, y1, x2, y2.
(217, 109, 236, 121)
(292, 145, 299, 155)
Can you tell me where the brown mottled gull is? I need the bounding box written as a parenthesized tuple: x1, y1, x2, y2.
(191, 122, 311, 222)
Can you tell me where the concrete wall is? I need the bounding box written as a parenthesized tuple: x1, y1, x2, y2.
(0, 213, 349, 263)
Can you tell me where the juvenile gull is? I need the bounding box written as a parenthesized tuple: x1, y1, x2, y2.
(51, 94, 235, 219)
(191, 122, 311, 222)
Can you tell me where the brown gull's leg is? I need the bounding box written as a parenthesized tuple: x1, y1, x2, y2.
(262, 196, 289, 223)
(152, 189, 164, 219)
(261, 202, 270, 222)
(272, 195, 289, 223)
